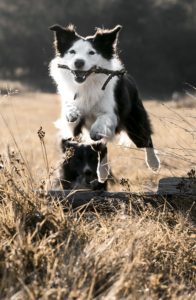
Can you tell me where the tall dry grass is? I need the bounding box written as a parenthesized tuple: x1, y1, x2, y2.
(0, 88, 195, 299)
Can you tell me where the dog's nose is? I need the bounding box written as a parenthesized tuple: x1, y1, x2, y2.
(84, 168, 92, 177)
(74, 59, 85, 69)
(83, 165, 93, 184)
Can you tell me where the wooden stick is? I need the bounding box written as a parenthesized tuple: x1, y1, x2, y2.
(57, 64, 126, 90)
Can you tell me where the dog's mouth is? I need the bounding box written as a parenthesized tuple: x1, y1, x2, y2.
(58, 63, 126, 89)
(73, 70, 89, 83)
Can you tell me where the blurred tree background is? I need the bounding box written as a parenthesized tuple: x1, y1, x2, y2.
(0, 0, 195, 97)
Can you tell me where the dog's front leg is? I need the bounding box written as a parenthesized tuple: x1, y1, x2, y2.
(90, 114, 117, 142)
(64, 102, 81, 123)
(55, 102, 81, 139)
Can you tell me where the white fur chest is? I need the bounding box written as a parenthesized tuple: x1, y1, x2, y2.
(50, 57, 118, 117)
(75, 74, 117, 117)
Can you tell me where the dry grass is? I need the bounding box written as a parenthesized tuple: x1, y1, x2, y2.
(0, 88, 195, 299)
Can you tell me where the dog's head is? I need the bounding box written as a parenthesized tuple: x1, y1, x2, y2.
(60, 139, 107, 190)
(50, 24, 122, 83)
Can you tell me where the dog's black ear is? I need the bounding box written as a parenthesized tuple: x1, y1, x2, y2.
(61, 138, 78, 153)
(61, 139, 71, 153)
(95, 25, 122, 45)
(93, 25, 122, 59)
(49, 24, 78, 56)
(49, 24, 64, 32)
(49, 24, 76, 33)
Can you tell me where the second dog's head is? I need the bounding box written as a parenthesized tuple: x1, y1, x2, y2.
(59, 139, 107, 190)
(50, 24, 122, 83)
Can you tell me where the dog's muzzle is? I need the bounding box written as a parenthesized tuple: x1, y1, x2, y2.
(58, 64, 127, 90)
(73, 70, 89, 83)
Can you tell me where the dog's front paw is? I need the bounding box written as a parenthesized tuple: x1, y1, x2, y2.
(90, 123, 114, 141)
(90, 130, 102, 141)
(66, 109, 80, 123)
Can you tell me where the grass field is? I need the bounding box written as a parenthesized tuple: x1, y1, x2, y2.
(0, 87, 195, 299)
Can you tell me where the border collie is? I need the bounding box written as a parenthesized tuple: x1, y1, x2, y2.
(49, 24, 160, 183)
(51, 139, 108, 190)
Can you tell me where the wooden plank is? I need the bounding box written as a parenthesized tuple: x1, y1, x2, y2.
(30, 178, 193, 222)
(158, 177, 196, 195)
(43, 177, 196, 220)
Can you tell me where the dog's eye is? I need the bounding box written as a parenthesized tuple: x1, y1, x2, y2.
(89, 50, 95, 55)
(69, 49, 76, 54)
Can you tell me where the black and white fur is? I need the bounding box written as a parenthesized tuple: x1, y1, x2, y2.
(58, 140, 108, 190)
(49, 24, 160, 182)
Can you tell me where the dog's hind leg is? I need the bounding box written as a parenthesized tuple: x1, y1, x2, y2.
(144, 138, 160, 172)
(116, 75, 160, 171)
(91, 143, 109, 183)
(124, 117, 160, 172)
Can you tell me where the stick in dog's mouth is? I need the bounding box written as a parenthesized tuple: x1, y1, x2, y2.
(57, 64, 96, 83)
(58, 64, 126, 89)
(73, 70, 90, 83)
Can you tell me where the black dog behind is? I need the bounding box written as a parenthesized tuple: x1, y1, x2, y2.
(53, 139, 108, 190)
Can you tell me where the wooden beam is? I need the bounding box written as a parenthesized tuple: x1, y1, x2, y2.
(0, 174, 194, 217)
(46, 190, 196, 221)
